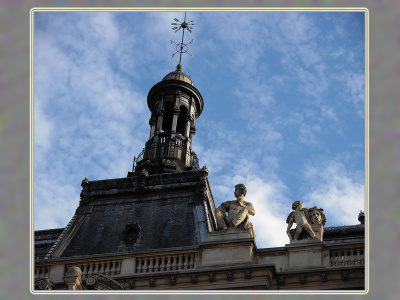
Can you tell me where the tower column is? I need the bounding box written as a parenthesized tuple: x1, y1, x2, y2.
(189, 115, 197, 142)
(149, 118, 156, 139)
(184, 115, 192, 139)
(170, 91, 181, 138)
(155, 108, 164, 135)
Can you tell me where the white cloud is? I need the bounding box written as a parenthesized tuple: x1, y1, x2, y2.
(302, 160, 364, 226)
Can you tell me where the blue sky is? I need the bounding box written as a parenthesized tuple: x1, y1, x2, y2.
(33, 10, 366, 248)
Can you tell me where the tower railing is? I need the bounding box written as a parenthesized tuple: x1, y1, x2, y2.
(134, 133, 199, 171)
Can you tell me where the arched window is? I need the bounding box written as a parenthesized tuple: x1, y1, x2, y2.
(162, 102, 174, 132)
(176, 105, 188, 136)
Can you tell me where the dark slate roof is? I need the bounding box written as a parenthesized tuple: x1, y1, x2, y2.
(44, 169, 215, 258)
(34, 228, 64, 260)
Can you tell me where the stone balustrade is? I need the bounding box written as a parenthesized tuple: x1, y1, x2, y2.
(64, 259, 122, 279)
(135, 252, 195, 273)
(35, 265, 51, 279)
(329, 247, 364, 266)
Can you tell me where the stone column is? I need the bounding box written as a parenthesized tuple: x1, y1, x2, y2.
(171, 106, 180, 137)
(170, 91, 181, 138)
(149, 118, 156, 139)
(155, 108, 164, 135)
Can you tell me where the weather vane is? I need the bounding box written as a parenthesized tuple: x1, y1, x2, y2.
(170, 12, 195, 68)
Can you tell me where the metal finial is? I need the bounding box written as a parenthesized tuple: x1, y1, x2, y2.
(170, 12, 195, 67)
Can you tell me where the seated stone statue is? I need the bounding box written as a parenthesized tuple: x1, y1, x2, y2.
(215, 184, 255, 231)
(286, 201, 326, 242)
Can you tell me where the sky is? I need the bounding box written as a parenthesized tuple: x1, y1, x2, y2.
(33, 10, 366, 249)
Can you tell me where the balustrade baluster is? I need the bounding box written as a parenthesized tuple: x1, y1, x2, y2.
(160, 256, 166, 271)
(105, 261, 111, 275)
(360, 249, 364, 264)
(111, 260, 117, 275)
(334, 251, 339, 266)
(178, 254, 184, 270)
(184, 254, 189, 269)
(343, 249, 349, 266)
(349, 249, 355, 265)
(149, 257, 154, 272)
(356, 249, 361, 265)
(100, 262, 105, 274)
(84, 263, 89, 279)
(144, 257, 149, 272)
(117, 260, 122, 275)
(154, 257, 160, 272)
(137, 258, 142, 273)
(189, 253, 194, 269)
(340, 250, 344, 266)
(171, 255, 177, 270)
(167, 256, 172, 271)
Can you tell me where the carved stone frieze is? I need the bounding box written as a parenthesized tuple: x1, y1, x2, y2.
(208, 272, 216, 282)
(86, 274, 124, 290)
(35, 277, 54, 290)
(226, 271, 234, 281)
(341, 271, 350, 281)
(129, 279, 136, 289)
(244, 268, 252, 279)
(299, 274, 307, 284)
(191, 273, 198, 284)
(320, 271, 328, 282)
(149, 277, 156, 287)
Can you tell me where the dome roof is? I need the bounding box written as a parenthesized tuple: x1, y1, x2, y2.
(162, 64, 193, 85)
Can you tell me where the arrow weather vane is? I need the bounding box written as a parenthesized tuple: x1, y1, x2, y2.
(170, 12, 195, 67)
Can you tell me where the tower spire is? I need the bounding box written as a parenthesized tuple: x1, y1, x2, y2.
(170, 12, 195, 69)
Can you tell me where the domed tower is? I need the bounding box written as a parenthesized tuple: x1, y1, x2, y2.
(132, 64, 203, 174)
(43, 15, 218, 260)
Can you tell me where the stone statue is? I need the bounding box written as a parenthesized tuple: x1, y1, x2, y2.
(308, 206, 326, 240)
(215, 184, 255, 231)
(286, 201, 326, 242)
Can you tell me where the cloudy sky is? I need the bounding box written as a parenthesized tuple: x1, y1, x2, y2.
(33, 10, 366, 248)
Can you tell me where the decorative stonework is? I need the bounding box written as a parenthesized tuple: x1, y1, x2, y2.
(149, 277, 156, 287)
(244, 268, 252, 279)
(341, 270, 350, 281)
(320, 271, 328, 282)
(35, 277, 53, 290)
(277, 275, 286, 285)
(208, 272, 216, 282)
(86, 274, 124, 290)
(286, 201, 326, 242)
(226, 271, 234, 281)
(299, 274, 307, 284)
(195, 173, 207, 197)
(79, 177, 92, 206)
(170, 275, 177, 285)
(129, 279, 136, 289)
(191, 273, 198, 284)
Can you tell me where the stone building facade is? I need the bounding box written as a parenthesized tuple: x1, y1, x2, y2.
(34, 65, 366, 292)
